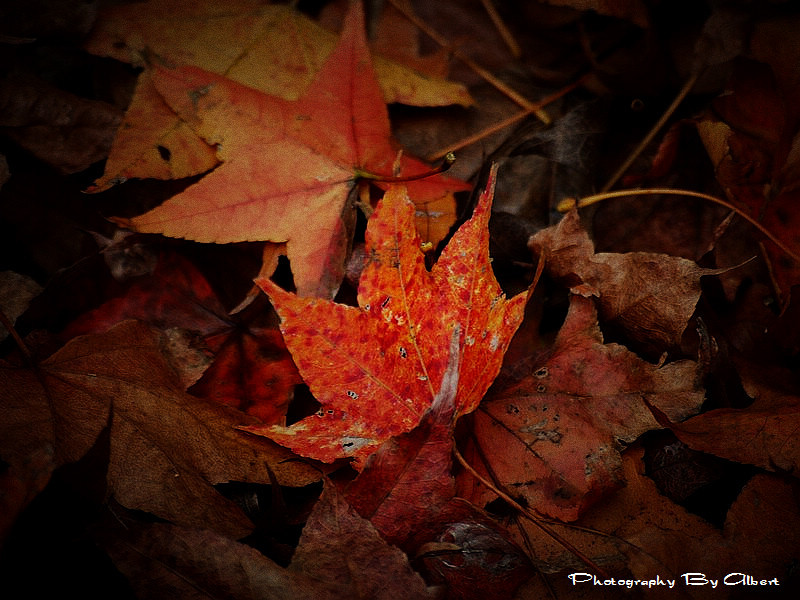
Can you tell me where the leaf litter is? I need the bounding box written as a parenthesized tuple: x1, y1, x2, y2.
(2, 1, 800, 598)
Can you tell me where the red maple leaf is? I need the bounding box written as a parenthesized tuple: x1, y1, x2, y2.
(110, 1, 469, 297)
(243, 167, 528, 465)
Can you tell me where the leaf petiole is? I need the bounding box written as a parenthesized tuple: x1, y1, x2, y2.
(356, 152, 456, 183)
(558, 187, 800, 264)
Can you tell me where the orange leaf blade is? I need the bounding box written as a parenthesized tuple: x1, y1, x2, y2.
(246, 169, 527, 466)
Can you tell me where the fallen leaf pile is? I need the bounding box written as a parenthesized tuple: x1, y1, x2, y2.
(2, 1, 800, 599)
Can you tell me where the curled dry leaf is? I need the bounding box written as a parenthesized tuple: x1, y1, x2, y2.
(461, 295, 703, 521)
(529, 209, 718, 353)
(245, 167, 527, 465)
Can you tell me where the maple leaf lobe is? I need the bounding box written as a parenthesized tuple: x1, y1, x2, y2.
(247, 167, 527, 466)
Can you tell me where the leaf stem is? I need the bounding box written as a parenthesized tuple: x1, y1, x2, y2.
(479, 0, 521, 58)
(386, 0, 550, 124)
(426, 74, 589, 162)
(452, 444, 609, 577)
(0, 307, 32, 363)
(601, 70, 700, 192)
(357, 152, 456, 183)
(558, 187, 800, 264)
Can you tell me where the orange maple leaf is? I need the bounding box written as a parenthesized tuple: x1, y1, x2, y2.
(111, 1, 469, 297)
(243, 167, 528, 465)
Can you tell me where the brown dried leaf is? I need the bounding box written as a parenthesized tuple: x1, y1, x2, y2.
(102, 482, 437, 599)
(290, 482, 437, 599)
(0, 73, 122, 174)
(0, 321, 320, 539)
(530, 209, 716, 352)
(654, 389, 800, 476)
(516, 449, 800, 595)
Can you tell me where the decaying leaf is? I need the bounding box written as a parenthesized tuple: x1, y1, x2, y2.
(62, 252, 300, 423)
(530, 209, 717, 353)
(245, 167, 527, 465)
(0, 73, 122, 174)
(461, 295, 703, 521)
(101, 481, 437, 600)
(0, 321, 320, 539)
(109, 2, 468, 297)
(516, 448, 800, 594)
(696, 59, 800, 307)
(650, 388, 800, 477)
(414, 498, 534, 600)
(290, 481, 437, 599)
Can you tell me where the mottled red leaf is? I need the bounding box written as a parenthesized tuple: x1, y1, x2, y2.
(345, 327, 461, 548)
(461, 295, 703, 521)
(244, 167, 527, 465)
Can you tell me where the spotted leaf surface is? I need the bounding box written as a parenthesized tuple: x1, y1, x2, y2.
(243, 167, 527, 465)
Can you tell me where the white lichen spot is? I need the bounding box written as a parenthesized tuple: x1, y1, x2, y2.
(394, 314, 405, 326)
(340, 436, 372, 454)
(417, 374, 428, 381)
(465, 335, 475, 346)
(489, 334, 499, 351)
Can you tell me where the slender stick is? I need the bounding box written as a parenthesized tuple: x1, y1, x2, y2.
(557, 187, 800, 264)
(453, 445, 608, 577)
(426, 75, 588, 162)
(386, 0, 549, 124)
(601, 70, 700, 192)
(479, 0, 521, 58)
(0, 307, 32, 363)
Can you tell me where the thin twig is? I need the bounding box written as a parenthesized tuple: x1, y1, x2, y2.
(479, 0, 521, 58)
(453, 444, 608, 577)
(601, 70, 700, 192)
(557, 187, 800, 264)
(0, 307, 32, 363)
(426, 75, 588, 162)
(386, 0, 549, 124)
